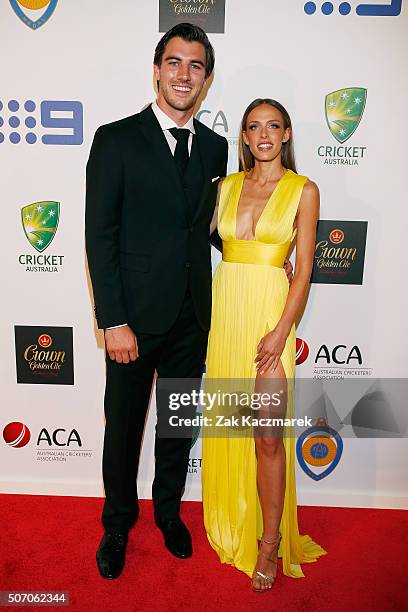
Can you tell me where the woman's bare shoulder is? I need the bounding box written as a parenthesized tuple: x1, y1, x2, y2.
(302, 178, 319, 197)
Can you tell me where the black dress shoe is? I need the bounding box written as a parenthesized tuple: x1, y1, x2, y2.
(155, 516, 192, 559)
(96, 531, 128, 579)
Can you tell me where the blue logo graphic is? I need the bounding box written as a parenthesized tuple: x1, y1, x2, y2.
(296, 419, 343, 481)
(304, 0, 402, 15)
(9, 0, 58, 30)
(0, 100, 83, 145)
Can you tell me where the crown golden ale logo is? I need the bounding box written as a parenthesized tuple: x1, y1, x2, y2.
(15, 326, 74, 385)
(315, 236, 356, 270)
(329, 229, 344, 244)
(38, 334, 52, 348)
(24, 335, 65, 372)
(159, 0, 225, 33)
(170, 0, 214, 16)
(311, 220, 367, 285)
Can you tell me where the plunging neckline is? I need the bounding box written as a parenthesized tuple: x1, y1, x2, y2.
(234, 169, 290, 241)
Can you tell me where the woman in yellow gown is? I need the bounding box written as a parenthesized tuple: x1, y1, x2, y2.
(202, 98, 326, 592)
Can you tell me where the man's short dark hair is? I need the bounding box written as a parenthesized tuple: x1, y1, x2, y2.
(154, 22, 215, 78)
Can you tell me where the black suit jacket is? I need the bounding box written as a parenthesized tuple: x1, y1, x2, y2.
(85, 105, 228, 334)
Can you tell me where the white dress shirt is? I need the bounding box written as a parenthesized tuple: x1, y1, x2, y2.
(151, 101, 195, 155)
(107, 102, 195, 330)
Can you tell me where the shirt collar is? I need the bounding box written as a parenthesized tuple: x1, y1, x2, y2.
(151, 101, 195, 135)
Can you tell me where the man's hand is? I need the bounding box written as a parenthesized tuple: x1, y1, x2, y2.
(104, 326, 138, 364)
(284, 258, 294, 285)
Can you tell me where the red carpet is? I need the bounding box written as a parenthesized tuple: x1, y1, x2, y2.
(0, 495, 406, 611)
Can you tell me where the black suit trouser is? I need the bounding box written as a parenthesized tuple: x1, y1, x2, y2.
(101, 289, 208, 531)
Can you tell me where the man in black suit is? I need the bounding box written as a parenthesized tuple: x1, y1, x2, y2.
(85, 23, 228, 579)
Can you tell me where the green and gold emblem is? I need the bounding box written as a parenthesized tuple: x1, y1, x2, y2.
(325, 88, 367, 144)
(21, 201, 60, 252)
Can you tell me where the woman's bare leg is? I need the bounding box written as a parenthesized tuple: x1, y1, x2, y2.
(252, 360, 287, 591)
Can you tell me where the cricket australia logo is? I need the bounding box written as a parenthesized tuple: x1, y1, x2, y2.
(317, 87, 367, 166)
(22, 201, 60, 252)
(325, 87, 367, 143)
(19, 201, 64, 273)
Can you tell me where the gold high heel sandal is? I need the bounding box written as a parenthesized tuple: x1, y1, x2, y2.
(251, 534, 281, 592)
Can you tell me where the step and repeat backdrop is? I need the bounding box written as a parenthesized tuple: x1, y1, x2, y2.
(1, 1, 407, 509)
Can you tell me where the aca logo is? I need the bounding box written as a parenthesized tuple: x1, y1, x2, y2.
(296, 417, 343, 480)
(9, 0, 58, 30)
(196, 109, 239, 169)
(313, 343, 373, 378)
(2, 422, 94, 462)
(317, 88, 367, 166)
(19, 201, 64, 273)
(37, 428, 82, 447)
(3, 422, 31, 448)
(304, 1, 402, 16)
(0, 100, 83, 145)
(2, 423, 81, 448)
(315, 344, 362, 365)
(36, 427, 94, 464)
(196, 109, 229, 135)
(296, 338, 310, 365)
(295, 339, 373, 378)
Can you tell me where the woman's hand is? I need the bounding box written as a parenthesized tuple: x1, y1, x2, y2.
(283, 258, 294, 284)
(255, 328, 287, 374)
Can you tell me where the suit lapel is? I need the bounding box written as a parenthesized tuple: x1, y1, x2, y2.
(136, 107, 217, 225)
(192, 118, 214, 222)
(137, 106, 188, 221)
(193, 118, 212, 184)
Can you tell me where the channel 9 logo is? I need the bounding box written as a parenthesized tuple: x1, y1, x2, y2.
(0, 99, 83, 145)
(303, 0, 402, 16)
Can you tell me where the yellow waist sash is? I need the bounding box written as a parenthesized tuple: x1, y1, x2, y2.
(222, 240, 289, 267)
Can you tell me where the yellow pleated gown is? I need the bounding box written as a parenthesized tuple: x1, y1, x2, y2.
(202, 169, 326, 578)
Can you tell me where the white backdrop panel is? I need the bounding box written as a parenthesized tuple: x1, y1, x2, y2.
(0, 0, 407, 509)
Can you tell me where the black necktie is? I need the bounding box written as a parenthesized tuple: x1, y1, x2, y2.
(169, 128, 190, 177)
